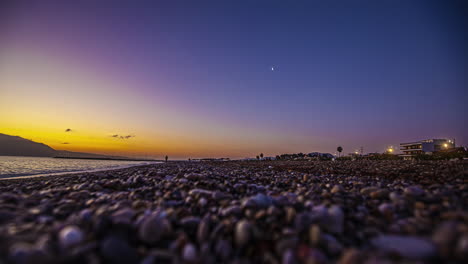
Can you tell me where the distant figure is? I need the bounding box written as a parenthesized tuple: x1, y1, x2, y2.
(165, 155, 168, 162)
(188, 158, 191, 162)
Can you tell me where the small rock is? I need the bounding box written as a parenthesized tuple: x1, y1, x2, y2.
(221, 205, 242, 217)
(101, 236, 138, 264)
(138, 213, 172, 244)
(235, 220, 252, 247)
(282, 248, 297, 264)
(404, 186, 424, 197)
(326, 205, 344, 234)
(432, 221, 458, 257)
(370, 189, 389, 199)
(243, 193, 273, 208)
(360, 187, 379, 195)
(371, 235, 436, 259)
(182, 243, 198, 262)
(59, 226, 84, 248)
(309, 224, 321, 246)
(378, 203, 394, 218)
(455, 235, 468, 260)
(338, 248, 363, 264)
(331, 185, 344, 194)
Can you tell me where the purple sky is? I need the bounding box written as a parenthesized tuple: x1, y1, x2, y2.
(1, 0, 467, 158)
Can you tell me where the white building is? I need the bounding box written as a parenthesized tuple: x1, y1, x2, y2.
(400, 139, 455, 159)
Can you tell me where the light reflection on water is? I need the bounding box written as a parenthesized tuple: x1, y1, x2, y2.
(0, 156, 156, 178)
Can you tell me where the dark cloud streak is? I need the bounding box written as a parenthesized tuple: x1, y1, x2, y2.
(111, 134, 135, 140)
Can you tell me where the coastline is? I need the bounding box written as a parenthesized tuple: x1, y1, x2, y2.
(0, 160, 466, 263)
(0, 161, 161, 180)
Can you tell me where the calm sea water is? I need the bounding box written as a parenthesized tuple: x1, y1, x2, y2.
(0, 156, 157, 179)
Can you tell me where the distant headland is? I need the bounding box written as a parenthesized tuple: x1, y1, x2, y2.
(0, 133, 156, 161)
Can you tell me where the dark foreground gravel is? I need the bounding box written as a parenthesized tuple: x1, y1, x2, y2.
(0, 160, 467, 264)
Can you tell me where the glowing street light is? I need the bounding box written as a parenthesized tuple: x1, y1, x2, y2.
(387, 147, 394, 154)
(443, 143, 448, 148)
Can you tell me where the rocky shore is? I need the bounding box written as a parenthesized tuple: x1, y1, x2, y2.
(0, 160, 467, 263)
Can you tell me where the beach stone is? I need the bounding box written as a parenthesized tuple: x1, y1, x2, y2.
(235, 220, 252, 247)
(59, 225, 84, 248)
(331, 185, 344, 194)
(370, 189, 389, 199)
(378, 203, 394, 218)
(197, 216, 210, 243)
(182, 243, 198, 262)
(101, 236, 138, 264)
(325, 205, 344, 234)
(338, 248, 363, 264)
(198, 197, 208, 207)
(215, 239, 232, 260)
(8, 243, 34, 264)
(404, 186, 424, 197)
(432, 221, 458, 257)
(0, 210, 15, 224)
(243, 193, 273, 208)
(303, 248, 328, 264)
(371, 235, 436, 259)
(111, 208, 135, 225)
(282, 248, 297, 264)
(221, 205, 242, 217)
(322, 234, 343, 255)
(360, 187, 379, 195)
(455, 235, 468, 260)
(138, 213, 172, 244)
(188, 188, 213, 197)
(309, 224, 321, 246)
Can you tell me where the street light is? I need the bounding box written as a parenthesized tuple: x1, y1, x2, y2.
(387, 147, 394, 154)
(443, 143, 448, 148)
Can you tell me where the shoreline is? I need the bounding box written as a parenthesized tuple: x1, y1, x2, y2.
(0, 161, 161, 181)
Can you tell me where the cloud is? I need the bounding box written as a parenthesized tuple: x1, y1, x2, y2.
(110, 134, 135, 140)
(65, 128, 72, 132)
(61, 142, 70, 144)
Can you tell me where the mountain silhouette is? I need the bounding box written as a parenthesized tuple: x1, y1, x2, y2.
(0, 133, 56, 157)
(0, 133, 128, 159)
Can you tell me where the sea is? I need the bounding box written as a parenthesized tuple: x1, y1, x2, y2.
(0, 156, 158, 179)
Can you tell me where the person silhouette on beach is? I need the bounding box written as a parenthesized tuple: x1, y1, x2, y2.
(165, 155, 168, 162)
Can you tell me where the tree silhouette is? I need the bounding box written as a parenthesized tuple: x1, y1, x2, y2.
(256, 155, 260, 160)
(260, 153, 264, 159)
(337, 146, 343, 157)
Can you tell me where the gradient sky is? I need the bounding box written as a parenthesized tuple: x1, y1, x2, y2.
(1, 0, 467, 159)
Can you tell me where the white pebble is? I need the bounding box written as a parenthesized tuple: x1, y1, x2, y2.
(59, 226, 84, 248)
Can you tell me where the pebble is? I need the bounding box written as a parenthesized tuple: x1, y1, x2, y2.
(0, 160, 465, 263)
(371, 235, 437, 259)
(182, 243, 198, 262)
(138, 213, 172, 244)
(235, 220, 252, 247)
(101, 236, 138, 264)
(58, 225, 84, 248)
(404, 186, 425, 197)
(326, 205, 344, 234)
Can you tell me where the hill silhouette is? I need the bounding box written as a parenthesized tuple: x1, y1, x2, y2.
(0, 133, 130, 159)
(0, 133, 56, 157)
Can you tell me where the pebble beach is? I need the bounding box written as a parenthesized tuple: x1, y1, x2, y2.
(0, 160, 467, 264)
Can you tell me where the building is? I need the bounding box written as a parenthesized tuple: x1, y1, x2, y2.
(400, 139, 455, 159)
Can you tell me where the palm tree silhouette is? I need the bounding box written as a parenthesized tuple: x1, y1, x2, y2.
(337, 146, 343, 157)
